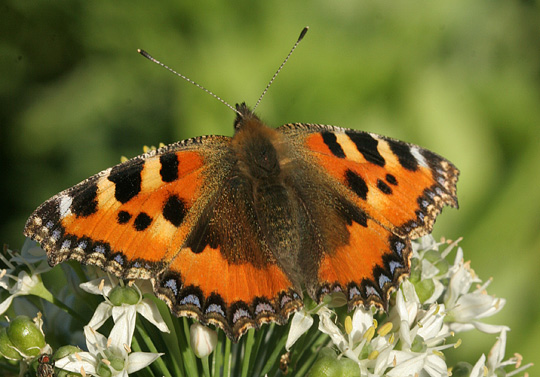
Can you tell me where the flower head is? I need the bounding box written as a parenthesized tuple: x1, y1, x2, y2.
(80, 275, 169, 339)
(55, 324, 162, 377)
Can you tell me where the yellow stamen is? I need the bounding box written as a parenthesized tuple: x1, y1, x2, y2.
(363, 326, 375, 342)
(377, 322, 393, 337)
(345, 316, 353, 335)
(368, 350, 379, 360)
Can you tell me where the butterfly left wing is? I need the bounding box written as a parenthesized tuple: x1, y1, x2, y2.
(24, 135, 302, 341)
(279, 123, 459, 308)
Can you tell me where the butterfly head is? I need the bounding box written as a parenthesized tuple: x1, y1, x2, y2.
(234, 103, 262, 131)
(232, 103, 284, 180)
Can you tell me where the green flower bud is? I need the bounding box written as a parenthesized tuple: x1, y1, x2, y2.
(6, 315, 45, 357)
(414, 278, 435, 303)
(96, 359, 112, 377)
(423, 249, 440, 263)
(408, 258, 421, 283)
(0, 327, 22, 360)
(54, 345, 81, 360)
(108, 285, 140, 306)
(307, 347, 361, 377)
(56, 368, 83, 377)
(338, 357, 361, 377)
(411, 335, 427, 353)
(108, 352, 125, 371)
(307, 352, 341, 377)
(451, 361, 472, 376)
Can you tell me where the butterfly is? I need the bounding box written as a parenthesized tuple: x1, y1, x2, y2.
(24, 29, 459, 342)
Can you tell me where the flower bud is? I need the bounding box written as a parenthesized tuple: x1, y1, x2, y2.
(6, 315, 46, 357)
(54, 345, 81, 360)
(307, 347, 361, 377)
(96, 359, 113, 377)
(0, 327, 21, 360)
(451, 361, 473, 377)
(189, 322, 217, 358)
(414, 278, 435, 303)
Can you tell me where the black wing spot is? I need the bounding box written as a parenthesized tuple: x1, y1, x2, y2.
(108, 160, 144, 204)
(377, 179, 393, 195)
(160, 154, 179, 182)
(386, 174, 398, 186)
(71, 182, 99, 217)
(346, 132, 385, 167)
(163, 195, 187, 227)
(345, 169, 368, 200)
(387, 140, 418, 172)
(322, 131, 346, 158)
(117, 211, 132, 224)
(134, 212, 152, 231)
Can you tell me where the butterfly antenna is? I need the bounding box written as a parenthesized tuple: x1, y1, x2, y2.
(253, 26, 309, 111)
(137, 49, 241, 116)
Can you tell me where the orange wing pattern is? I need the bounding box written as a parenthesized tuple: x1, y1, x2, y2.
(24, 134, 302, 341)
(279, 123, 458, 308)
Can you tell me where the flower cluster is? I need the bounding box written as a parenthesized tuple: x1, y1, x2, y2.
(0, 236, 533, 376)
(285, 236, 533, 377)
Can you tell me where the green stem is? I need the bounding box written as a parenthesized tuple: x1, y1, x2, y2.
(213, 330, 224, 377)
(223, 336, 232, 377)
(202, 355, 211, 377)
(241, 329, 255, 377)
(135, 322, 173, 377)
(259, 329, 288, 376)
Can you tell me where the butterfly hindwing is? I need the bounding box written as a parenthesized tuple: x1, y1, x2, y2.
(156, 167, 303, 340)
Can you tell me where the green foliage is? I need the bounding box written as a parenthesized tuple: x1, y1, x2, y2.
(1, 0, 539, 371)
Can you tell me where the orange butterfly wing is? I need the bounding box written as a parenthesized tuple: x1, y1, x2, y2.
(279, 123, 459, 308)
(24, 135, 301, 341)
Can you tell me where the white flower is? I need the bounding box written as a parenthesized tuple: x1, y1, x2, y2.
(15, 239, 52, 274)
(190, 322, 218, 358)
(0, 244, 54, 315)
(0, 270, 47, 315)
(444, 251, 507, 334)
(80, 276, 169, 339)
(285, 292, 347, 350)
(470, 329, 533, 377)
(386, 350, 448, 377)
(318, 305, 393, 376)
(55, 324, 162, 377)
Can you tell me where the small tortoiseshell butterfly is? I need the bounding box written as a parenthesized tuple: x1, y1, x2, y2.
(24, 28, 459, 341)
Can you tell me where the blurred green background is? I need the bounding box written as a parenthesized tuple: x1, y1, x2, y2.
(1, 0, 539, 371)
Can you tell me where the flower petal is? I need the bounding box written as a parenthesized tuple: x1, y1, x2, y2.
(126, 351, 163, 373)
(137, 298, 170, 333)
(87, 302, 113, 330)
(286, 309, 313, 351)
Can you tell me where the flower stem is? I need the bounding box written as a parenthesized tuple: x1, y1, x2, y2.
(135, 322, 173, 377)
(240, 329, 255, 377)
